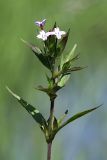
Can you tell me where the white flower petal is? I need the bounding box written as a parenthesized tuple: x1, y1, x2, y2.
(53, 27, 66, 39)
(60, 31, 66, 35)
(56, 34, 62, 39)
(37, 30, 48, 41)
(37, 34, 42, 38)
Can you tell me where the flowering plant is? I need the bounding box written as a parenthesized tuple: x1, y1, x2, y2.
(6, 19, 101, 160)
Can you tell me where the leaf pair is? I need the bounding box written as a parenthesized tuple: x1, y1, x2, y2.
(60, 44, 77, 70)
(6, 86, 102, 143)
(58, 44, 81, 87)
(37, 84, 61, 100)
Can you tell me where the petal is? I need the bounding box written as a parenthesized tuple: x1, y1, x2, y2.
(35, 19, 46, 27)
(54, 27, 60, 32)
(35, 21, 41, 26)
(56, 34, 62, 39)
(42, 19, 46, 26)
(37, 34, 42, 39)
(40, 30, 45, 34)
(36, 30, 48, 41)
(61, 31, 66, 35)
(46, 31, 55, 36)
(43, 37, 47, 41)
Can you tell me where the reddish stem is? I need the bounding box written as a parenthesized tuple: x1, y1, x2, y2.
(47, 142, 52, 160)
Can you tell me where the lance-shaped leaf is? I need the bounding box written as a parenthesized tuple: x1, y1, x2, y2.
(68, 66, 85, 72)
(57, 29, 70, 57)
(45, 23, 57, 56)
(6, 86, 47, 132)
(45, 35, 57, 57)
(52, 116, 58, 131)
(65, 43, 77, 62)
(58, 75, 70, 87)
(47, 116, 58, 131)
(21, 39, 52, 70)
(58, 109, 68, 126)
(52, 22, 57, 30)
(58, 105, 102, 131)
(60, 44, 77, 71)
(63, 66, 85, 76)
(34, 54, 52, 70)
(60, 53, 79, 71)
(21, 38, 42, 54)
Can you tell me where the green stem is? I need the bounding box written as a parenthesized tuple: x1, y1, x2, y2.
(47, 142, 52, 160)
(49, 68, 56, 132)
(47, 67, 56, 159)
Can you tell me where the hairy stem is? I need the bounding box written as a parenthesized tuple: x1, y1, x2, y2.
(47, 142, 52, 160)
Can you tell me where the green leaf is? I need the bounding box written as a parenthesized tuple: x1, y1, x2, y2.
(35, 54, 52, 70)
(6, 86, 47, 131)
(60, 52, 79, 71)
(37, 85, 50, 94)
(37, 85, 60, 99)
(47, 116, 58, 131)
(61, 55, 84, 76)
(58, 75, 70, 87)
(62, 60, 71, 72)
(65, 43, 77, 62)
(21, 39, 52, 70)
(58, 105, 102, 131)
(21, 38, 42, 54)
(57, 29, 70, 57)
(63, 66, 85, 75)
(58, 109, 68, 126)
(45, 74, 52, 85)
(44, 22, 57, 57)
(46, 35, 57, 57)
(68, 66, 85, 72)
(60, 44, 77, 70)
(52, 22, 57, 30)
(53, 116, 58, 131)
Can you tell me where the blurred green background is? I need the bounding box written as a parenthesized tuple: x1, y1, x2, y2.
(0, 0, 107, 159)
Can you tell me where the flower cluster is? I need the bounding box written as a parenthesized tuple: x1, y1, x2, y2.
(35, 19, 66, 41)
